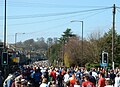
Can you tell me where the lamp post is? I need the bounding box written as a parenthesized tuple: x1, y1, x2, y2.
(15, 33, 25, 65)
(71, 20, 84, 60)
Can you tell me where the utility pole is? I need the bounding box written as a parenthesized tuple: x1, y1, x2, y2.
(62, 38, 65, 66)
(112, 4, 116, 70)
(81, 21, 83, 60)
(4, 0, 7, 50)
(3, 0, 7, 78)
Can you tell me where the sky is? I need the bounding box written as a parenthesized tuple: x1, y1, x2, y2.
(0, 0, 120, 44)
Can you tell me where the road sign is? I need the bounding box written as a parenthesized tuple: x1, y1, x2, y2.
(100, 63, 108, 67)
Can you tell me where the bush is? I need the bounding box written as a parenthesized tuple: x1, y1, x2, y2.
(85, 63, 100, 70)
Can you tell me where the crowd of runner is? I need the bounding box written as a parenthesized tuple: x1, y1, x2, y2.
(2, 61, 120, 87)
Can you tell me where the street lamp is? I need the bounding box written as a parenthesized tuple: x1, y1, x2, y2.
(71, 20, 84, 60)
(15, 33, 25, 48)
(14, 33, 25, 65)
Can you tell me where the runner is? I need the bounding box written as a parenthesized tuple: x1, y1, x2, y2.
(82, 75, 94, 87)
(40, 78, 49, 87)
(98, 72, 106, 87)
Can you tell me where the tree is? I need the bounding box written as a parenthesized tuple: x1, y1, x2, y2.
(60, 28, 76, 65)
(36, 37, 44, 42)
(86, 31, 103, 63)
(23, 39, 34, 50)
(60, 28, 76, 43)
(47, 28, 77, 66)
(115, 35, 120, 64)
(53, 37, 58, 44)
(16, 41, 24, 48)
(47, 38, 53, 47)
(47, 44, 61, 65)
(64, 37, 81, 67)
(100, 29, 120, 66)
(36, 37, 48, 50)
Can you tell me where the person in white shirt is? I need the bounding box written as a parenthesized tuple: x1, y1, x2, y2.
(64, 71, 70, 82)
(91, 69, 98, 79)
(114, 74, 120, 87)
(74, 79, 81, 87)
(105, 78, 113, 87)
(40, 78, 48, 87)
(64, 71, 70, 87)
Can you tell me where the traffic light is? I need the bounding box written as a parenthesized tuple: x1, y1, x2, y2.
(103, 53, 107, 63)
(100, 53, 102, 64)
(2, 52, 8, 65)
(102, 52, 108, 64)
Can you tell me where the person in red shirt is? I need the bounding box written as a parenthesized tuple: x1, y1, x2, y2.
(50, 69, 56, 81)
(69, 73, 76, 87)
(82, 75, 95, 87)
(98, 72, 106, 87)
